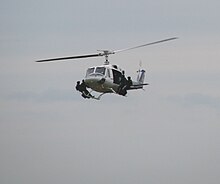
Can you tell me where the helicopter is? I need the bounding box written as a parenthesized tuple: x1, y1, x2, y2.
(36, 37, 178, 100)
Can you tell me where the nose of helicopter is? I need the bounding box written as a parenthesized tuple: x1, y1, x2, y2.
(84, 76, 107, 93)
(84, 76, 105, 87)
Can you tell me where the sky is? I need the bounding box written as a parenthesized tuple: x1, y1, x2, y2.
(0, 0, 220, 184)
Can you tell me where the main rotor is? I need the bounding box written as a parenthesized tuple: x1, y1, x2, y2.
(96, 50, 115, 65)
(36, 37, 178, 65)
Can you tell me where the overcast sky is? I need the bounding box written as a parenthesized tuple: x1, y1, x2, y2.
(0, 0, 220, 184)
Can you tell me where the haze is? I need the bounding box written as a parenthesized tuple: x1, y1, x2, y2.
(0, 0, 220, 184)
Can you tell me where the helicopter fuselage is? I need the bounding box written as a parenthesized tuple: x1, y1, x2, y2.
(84, 64, 122, 93)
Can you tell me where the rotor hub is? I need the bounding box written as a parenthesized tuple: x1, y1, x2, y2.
(97, 50, 115, 65)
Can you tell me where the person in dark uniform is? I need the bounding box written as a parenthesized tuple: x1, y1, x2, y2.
(75, 81, 82, 91)
(118, 71, 127, 95)
(75, 80, 93, 99)
(125, 76, 133, 90)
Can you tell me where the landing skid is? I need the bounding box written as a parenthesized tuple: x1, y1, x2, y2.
(83, 88, 116, 100)
(81, 90, 101, 100)
(91, 91, 111, 100)
(81, 87, 128, 100)
(90, 88, 127, 100)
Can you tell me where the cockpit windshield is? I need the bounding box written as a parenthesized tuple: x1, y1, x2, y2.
(86, 67, 95, 77)
(86, 66, 106, 77)
(95, 67, 106, 75)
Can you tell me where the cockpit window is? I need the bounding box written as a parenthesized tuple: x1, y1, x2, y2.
(95, 67, 106, 75)
(86, 67, 95, 76)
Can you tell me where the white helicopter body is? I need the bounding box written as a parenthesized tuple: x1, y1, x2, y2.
(84, 64, 146, 94)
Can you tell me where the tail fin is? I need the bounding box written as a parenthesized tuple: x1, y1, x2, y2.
(137, 69, 145, 84)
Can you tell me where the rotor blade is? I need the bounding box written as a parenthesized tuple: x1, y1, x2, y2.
(114, 37, 178, 53)
(36, 53, 102, 62)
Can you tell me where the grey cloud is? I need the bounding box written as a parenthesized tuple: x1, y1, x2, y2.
(6, 89, 78, 103)
(167, 93, 220, 109)
(1, 0, 220, 184)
